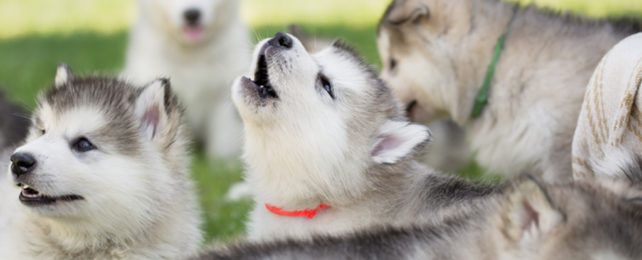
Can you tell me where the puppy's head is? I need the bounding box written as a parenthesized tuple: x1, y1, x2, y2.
(232, 33, 431, 203)
(377, 0, 474, 123)
(139, 0, 239, 46)
(9, 65, 187, 230)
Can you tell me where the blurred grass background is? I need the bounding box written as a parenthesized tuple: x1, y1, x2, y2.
(0, 0, 640, 243)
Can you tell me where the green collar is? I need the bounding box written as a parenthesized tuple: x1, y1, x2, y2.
(470, 7, 517, 119)
(470, 33, 507, 119)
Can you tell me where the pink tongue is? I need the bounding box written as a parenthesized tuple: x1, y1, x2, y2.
(184, 27, 204, 41)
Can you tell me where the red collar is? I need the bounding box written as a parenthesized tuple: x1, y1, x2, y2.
(265, 203, 329, 219)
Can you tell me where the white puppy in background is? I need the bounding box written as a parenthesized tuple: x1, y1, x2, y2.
(123, 0, 251, 159)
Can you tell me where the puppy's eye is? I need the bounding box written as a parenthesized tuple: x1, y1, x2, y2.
(39, 129, 45, 135)
(72, 137, 96, 152)
(390, 58, 398, 70)
(318, 74, 335, 99)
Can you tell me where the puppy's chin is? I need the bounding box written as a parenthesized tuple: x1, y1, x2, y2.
(24, 199, 84, 218)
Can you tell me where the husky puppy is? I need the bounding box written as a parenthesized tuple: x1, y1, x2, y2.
(199, 176, 642, 260)
(233, 33, 496, 241)
(123, 0, 250, 158)
(377, 0, 640, 181)
(0, 65, 202, 259)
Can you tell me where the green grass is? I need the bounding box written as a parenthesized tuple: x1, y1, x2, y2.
(191, 154, 251, 242)
(0, 32, 127, 109)
(0, 0, 640, 244)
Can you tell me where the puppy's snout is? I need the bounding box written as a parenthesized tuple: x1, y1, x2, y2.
(183, 8, 201, 26)
(11, 152, 36, 177)
(269, 32, 293, 49)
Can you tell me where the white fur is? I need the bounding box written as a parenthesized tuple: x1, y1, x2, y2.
(0, 88, 202, 258)
(123, 0, 250, 158)
(589, 147, 639, 179)
(233, 35, 436, 241)
(54, 65, 71, 87)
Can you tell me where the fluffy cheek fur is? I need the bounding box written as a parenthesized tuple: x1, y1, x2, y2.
(243, 112, 372, 205)
(76, 150, 176, 233)
(12, 106, 176, 232)
(14, 142, 171, 232)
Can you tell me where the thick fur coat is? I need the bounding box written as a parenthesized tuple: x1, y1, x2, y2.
(0, 66, 202, 259)
(378, 0, 639, 181)
(233, 33, 496, 241)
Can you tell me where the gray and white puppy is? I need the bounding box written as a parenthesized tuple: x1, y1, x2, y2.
(378, 0, 640, 181)
(123, 0, 250, 159)
(0, 65, 202, 259)
(233, 33, 496, 241)
(200, 176, 642, 260)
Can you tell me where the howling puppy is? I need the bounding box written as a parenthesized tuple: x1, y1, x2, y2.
(123, 0, 250, 159)
(233, 33, 497, 241)
(0, 65, 202, 259)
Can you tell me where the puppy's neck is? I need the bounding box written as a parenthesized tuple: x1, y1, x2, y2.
(244, 144, 421, 211)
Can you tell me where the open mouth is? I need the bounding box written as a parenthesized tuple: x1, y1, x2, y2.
(17, 184, 83, 206)
(242, 52, 279, 99)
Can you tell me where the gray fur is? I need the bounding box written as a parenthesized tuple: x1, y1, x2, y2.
(39, 76, 183, 159)
(234, 35, 498, 240)
(0, 66, 202, 259)
(199, 176, 642, 260)
(377, 0, 640, 181)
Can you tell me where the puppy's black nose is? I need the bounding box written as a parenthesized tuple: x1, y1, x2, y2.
(11, 153, 36, 177)
(269, 32, 293, 49)
(184, 8, 201, 26)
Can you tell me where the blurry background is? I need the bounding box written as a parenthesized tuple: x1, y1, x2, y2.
(0, 0, 640, 242)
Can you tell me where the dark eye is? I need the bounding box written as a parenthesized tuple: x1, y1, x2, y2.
(72, 137, 96, 152)
(40, 129, 45, 135)
(318, 74, 335, 99)
(390, 58, 398, 70)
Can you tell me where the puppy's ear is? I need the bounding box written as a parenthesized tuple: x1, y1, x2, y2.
(55, 63, 73, 88)
(386, 0, 429, 25)
(135, 78, 174, 142)
(371, 120, 431, 164)
(501, 176, 565, 243)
